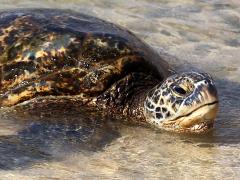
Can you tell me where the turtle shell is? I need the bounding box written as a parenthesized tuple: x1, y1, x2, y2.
(0, 9, 170, 108)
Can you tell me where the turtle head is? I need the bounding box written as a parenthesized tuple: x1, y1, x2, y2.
(144, 71, 218, 133)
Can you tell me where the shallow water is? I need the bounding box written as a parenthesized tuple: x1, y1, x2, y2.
(0, 0, 240, 179)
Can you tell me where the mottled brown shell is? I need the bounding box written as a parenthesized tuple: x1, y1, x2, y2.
(0, 9, 170, 111)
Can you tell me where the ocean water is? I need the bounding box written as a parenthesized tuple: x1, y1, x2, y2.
(0, 0, 240, 179)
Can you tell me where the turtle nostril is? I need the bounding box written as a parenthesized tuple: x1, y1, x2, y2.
(207, 83, 218, 97)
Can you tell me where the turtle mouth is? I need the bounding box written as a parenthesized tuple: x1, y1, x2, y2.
(180, 101, 219, 133)
(181, 101, 218, 118)
(163, 101, 219, 133)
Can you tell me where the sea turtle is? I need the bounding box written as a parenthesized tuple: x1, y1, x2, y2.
(0, 9, 218, 133)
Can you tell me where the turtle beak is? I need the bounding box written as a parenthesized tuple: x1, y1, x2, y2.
(178, 101, 218, 132)
(167, 79, 219, 132)
(178, 81, 219, 132)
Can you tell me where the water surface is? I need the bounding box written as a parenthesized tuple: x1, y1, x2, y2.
(0, 0, 240, 179)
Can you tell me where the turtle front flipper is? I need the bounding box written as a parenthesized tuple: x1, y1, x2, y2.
(0, 64, 123, 107)
(0, 68, 85, 107)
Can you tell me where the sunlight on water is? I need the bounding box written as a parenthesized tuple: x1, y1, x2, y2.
(0, 0, 240, 179)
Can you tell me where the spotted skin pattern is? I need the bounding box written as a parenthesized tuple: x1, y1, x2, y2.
(144, 71, 218, 132)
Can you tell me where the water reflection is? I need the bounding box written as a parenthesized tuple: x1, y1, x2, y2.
(0, 75, 239, 172)
(0, 111, 120, 170)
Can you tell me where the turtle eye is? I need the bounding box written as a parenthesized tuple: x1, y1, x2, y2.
(173, 86, 187, 96)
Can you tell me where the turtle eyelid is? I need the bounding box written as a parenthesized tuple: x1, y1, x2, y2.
(173, 86, 187, 95)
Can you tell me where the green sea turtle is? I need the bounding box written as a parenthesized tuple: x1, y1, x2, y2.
(0, 9, 218, 133)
